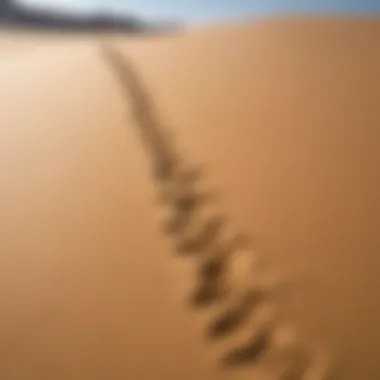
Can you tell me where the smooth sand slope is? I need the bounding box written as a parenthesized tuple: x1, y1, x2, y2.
(1, 17, 380, 380)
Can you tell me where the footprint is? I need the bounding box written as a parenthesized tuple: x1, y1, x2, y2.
(206, 289, 264, 339)
(176, 215, 226, 255)
(103, 45, 325, 378)
(221, 327, 273, 367)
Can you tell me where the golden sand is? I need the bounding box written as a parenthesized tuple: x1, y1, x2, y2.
(1, 17, 380, 379)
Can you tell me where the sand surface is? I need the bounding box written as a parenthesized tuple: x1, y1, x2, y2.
(0, 17, 380, 379)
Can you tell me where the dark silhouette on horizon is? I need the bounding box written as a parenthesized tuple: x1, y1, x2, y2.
(0, 0, 179, 33)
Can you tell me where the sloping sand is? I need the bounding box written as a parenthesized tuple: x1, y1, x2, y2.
(1, 17, 380, 380)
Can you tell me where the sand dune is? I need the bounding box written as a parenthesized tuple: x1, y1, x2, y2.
(1, 17, 380, 380)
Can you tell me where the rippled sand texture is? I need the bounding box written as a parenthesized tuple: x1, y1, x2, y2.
(1, 17, 380, 380)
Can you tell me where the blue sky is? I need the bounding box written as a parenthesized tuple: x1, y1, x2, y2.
(16, 0, 380, 23)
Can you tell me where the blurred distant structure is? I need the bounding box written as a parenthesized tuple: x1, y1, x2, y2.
(0, 0, 179, 33)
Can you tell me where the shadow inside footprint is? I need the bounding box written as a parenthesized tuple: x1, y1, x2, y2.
(221, 328, 272, 367)
(153, 155, 177, 181)
(206, 289, 264, 340)
(176, 166, 205, 185)
(161, 188, 216, 235)
(176, 215, 226, 255)
(156, 159, 205, 200)
(190, 279, 228, 307)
